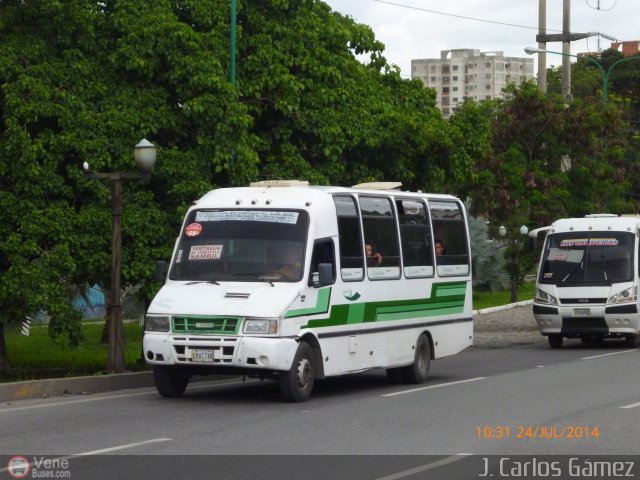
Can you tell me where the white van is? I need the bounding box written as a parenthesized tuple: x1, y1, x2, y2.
(530, 214, 640, 349)
(144, 181, 473, 401)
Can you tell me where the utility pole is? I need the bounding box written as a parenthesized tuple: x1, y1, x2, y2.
(536, 0, 614, 100)
(561, 0, 572, 100)
(230, 0, 236, 86)
(537, 0, 547, 92)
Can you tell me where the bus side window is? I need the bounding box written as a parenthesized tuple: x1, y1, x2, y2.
(359, 196, 401, 280)
(309, 239, 336, 287)
(333, 195, 365, 281)
(429, 200, 470, 276)
(397, 198, 434, 278)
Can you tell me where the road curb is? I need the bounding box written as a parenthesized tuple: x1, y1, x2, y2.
(473, 299, 533, 316)
(0, 371, 155, 402)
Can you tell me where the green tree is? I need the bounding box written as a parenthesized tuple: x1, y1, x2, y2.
(236, 2, 453, 191)
(0, 0, 464, 374)
(453, 81, 635, 301)
(0, 0, 255, 374)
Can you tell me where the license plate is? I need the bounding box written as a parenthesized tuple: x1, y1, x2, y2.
(573, 308, 590, 317)
(191, 349, 216, 363)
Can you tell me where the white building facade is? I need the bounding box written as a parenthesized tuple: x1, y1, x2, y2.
(411, 49, 534, 118)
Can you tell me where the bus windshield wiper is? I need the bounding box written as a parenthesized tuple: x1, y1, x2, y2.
(562, 261, 583, 283)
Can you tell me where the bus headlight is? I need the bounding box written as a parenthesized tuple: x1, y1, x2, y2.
(608, 286, 637, 305)
(535, 288, 558, 305)
(145, 315, 171, 332)
(243, 318, 278, 334)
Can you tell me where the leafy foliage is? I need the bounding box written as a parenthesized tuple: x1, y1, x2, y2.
(452, 80, 636, 298)
(0, 0, 456, 374)
(467, 212, 508, 292)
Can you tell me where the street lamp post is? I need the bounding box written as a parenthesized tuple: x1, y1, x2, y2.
(499, 225, 530, 303)
(525, 47, 640, 107)
(84, 139, 157, 372)
(230, 0, 236, 86)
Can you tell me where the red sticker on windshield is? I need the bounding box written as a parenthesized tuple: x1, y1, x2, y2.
(185, 223, 202, 237)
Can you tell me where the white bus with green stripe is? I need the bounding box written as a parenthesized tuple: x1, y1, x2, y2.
(144, 181, 473, 402)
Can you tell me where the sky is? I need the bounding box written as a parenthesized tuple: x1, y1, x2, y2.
(323, 0, 640, 78)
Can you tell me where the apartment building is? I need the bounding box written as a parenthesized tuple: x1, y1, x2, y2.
(610, 40, 640, 57)
(411, 49, 534, 118)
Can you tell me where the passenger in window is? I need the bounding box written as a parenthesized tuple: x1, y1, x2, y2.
(365, 241, 382, 266)
(435, 239, 446, 256)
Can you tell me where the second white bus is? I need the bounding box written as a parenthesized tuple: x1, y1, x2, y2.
(531, 214, 640, 349)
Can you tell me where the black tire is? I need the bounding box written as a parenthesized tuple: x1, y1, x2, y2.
(279, 342, 315, 402)
(400, 334, 431, 384)
(548, 335, 563, 349)
(625, 334, 640, 348)
(153, 366, 189, 398)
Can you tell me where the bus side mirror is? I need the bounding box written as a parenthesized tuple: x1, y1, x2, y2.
(155, 260, 167, 282)
(317, 263, 333, 287)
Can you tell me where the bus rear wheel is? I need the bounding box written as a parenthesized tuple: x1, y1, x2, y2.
(153, 366, 189, 398)
(400, 334, 431, 384)
(279, 342, 315, 402)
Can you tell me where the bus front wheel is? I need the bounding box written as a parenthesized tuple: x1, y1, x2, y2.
(154, 366, 189, 398)
(625, 334, 640, 348)
(279, 342, 315, 402)
(400, 334, 431, 384)
(548, 335, 563, 349)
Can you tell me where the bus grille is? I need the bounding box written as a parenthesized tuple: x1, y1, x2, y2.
(172, 316, 240, 334)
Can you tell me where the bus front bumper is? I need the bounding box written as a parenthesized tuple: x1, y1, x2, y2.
(533, 303, 640, 337)
(143, 333, 299, 372)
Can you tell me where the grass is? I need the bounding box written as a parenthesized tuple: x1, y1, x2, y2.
(3, 283, 537, 381)
(4, 321, 145, 382)
(473, 281, 536, 310)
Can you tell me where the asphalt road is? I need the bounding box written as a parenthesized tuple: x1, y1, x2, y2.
(2, 339, 639, 479)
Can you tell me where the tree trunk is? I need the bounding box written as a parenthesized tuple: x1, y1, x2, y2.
(0, 326, 15, 377)
(100, 304, 111, 344)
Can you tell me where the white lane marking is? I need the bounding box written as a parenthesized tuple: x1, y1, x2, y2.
(581, 350, 638, 360)
(373, 453, 472, 480)
(0, 378, 247, 413)
(75, 437, 172, 455)
(382, 377, 487, 397)
(619, 401, 640, 409)
(0, 438, 172, 474)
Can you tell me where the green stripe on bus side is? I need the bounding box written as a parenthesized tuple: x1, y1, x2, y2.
(284, 288, 332, 318)
(300, 281, 468, 329)
(376, 303, 464, 321)
(433, 282, 466, 294)
(376, 299, 464, 317)
(347, 303, 366, 324)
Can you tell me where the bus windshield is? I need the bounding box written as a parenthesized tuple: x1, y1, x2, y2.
(539, 231, 634, 286)
(169, 209, 309, 282)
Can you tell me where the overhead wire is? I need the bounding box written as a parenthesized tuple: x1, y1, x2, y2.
(372, 0, 564, 33)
